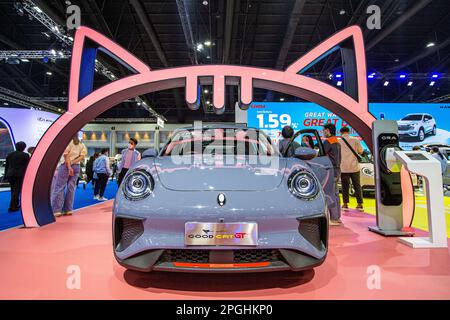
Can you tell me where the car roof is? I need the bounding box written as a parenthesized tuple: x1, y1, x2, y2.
(174, 123, 254, 131)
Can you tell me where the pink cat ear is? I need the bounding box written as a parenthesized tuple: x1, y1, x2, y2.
(285, 25, 368, 108)
(68, 26, 151, 112)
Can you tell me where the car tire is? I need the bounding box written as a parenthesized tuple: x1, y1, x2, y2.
(432, 125, 437, 136)
(418, 128, 425, 141)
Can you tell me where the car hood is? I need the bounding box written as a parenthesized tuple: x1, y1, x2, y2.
(397, 120, 418, 126)
(154, 155, 286, 191)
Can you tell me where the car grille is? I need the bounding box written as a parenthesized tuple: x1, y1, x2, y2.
(398, 125, 410, 131)
(160, 249, 283, 264)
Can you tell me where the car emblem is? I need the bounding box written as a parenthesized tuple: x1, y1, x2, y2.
(217, 193, 226, 206)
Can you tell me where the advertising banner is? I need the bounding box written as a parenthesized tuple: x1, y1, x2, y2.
(0, 107, 60, 158)
(247, 102, 450, 151)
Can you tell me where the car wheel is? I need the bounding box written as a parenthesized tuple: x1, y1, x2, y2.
(418, 128, 425, 141)
(432, 125, 437, 135)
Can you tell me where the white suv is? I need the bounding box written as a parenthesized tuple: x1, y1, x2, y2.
(397, 113, 437, 142)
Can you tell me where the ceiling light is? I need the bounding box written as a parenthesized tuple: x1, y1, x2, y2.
(383, 81, 389, 86)
(58, 51, 64, 56)
(426, 42, 435, 48)
(196, 43, 204, 51)
(20, 58, 30, 62)
(50, 49, 56, 55)
(337, 81, 343, 86)
(394, 58, 399, 62)
(46, 71, 52, 76)
(335, 73, 342, 78)
(431, 73, 440, 79)
(204, 40, 212, 46)
(206, 100, 211, 105)
(339, 9, 346, 15)
(407, 81, 413, 87)
(368, 72, 376, 79)
(3, 102, 9, 105)
(203, 0, 208, 5)
(32, 6, 43, 13)
(204, 89, 209, 94)
(399, 74, 407, 79)
(429, 81, 435, 86)
(279, 98, 285, 101)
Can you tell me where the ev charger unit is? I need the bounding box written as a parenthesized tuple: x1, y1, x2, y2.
(394, 151, 448, 248)
(369, 120, 414, 237)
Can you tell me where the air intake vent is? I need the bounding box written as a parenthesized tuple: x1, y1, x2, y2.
(115, 217, 144, 252)
(298, 217, 327, 250)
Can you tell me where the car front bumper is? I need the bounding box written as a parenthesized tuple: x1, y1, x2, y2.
(113, 213, 328, 273)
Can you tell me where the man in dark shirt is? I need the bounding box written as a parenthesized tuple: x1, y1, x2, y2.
(322, 123, 342, 225)
(278, 125, 301, 157)
(5, 141, 30, 212)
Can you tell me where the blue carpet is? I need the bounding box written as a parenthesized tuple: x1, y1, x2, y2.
(0, 180, 118, 231)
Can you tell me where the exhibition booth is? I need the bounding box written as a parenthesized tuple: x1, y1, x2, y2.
(0, 21, 449, 301)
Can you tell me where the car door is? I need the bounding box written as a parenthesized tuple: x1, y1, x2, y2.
(283, 129, 337, 217)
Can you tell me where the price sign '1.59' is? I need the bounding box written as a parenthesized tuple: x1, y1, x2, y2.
(256, 113, 291, 129)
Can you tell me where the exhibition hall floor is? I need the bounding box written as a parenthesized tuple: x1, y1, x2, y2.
(0, 201, 449, 300)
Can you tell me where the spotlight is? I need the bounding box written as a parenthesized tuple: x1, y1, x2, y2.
(3, 102, 9, 106)
(196, 43, 204, 51)
(50, 49, 57, 56)
(431, 73, 440, 79)
(203, 89, 209, 94)
(279, 98, 285, 101)
(398, 73, 407, 79)
(426, 42, 435, 48)
(203, 0, 208, 5)
(32, 6, 43, 13)
(206, 100, 211, 105)
(335, 73, 342, 79)
(383, 81, 389, 86)
(394, 58, 399, 62)
(58, 51, 64, 57)
(407, 81, 413, 87)
(429, 81, 436, 86)
(204, 40, 212, 47)
(339, 9, 346, 15)
(20, 58, 30, 63)
(368, 72, 376, 79)
(337, 81, 343, 86)
(46, 71, 52, 76)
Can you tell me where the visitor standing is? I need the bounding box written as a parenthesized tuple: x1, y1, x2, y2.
(278, 126, 300, 157)
(323, 123, 342, 226)
(93, 149, 112, 201)
(51, 135, 87, 217)
(339, 126, 364, 211)
(5, 141, 30, 212)
(117, 138, 141, 185)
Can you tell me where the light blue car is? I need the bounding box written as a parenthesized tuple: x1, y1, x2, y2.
(113, 124, 335, 273)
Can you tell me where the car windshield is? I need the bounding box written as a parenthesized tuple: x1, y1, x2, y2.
(401, 115, 423, 121)
(161, 128, 279, 156)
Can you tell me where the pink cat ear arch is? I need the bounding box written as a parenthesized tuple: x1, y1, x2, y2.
(21, 25, 414, 227)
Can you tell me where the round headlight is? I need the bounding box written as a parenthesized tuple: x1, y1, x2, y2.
(288, 170, 319, 200)
(122, 169, 154, 201)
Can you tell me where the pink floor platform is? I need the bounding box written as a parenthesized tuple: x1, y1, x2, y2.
(0, 201, 449, 300)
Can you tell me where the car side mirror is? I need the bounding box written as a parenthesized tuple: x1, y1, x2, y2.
(294, 147, 317, 160)
(142, 148, 157, 158)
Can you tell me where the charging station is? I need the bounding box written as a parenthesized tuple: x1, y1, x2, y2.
(369, 120, 415, 236)
(394, 151, 448, 248)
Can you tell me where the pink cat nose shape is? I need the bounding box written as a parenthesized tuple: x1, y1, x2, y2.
(185, 74, 253, 114)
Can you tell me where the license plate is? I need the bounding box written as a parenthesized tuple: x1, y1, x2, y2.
(185, 222, 258, 246)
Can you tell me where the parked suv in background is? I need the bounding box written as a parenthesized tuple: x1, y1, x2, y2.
(397, 113, 437, 142)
